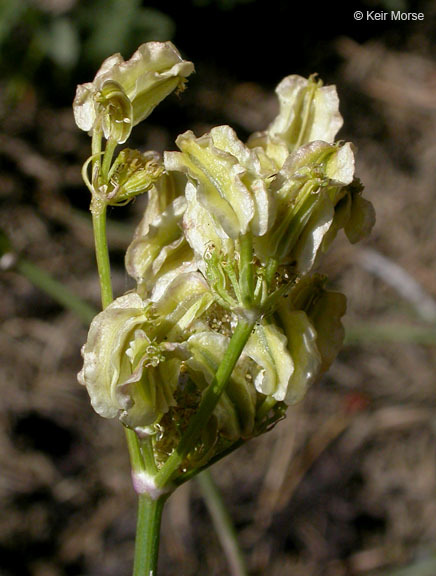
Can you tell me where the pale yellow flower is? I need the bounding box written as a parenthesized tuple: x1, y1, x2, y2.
(73, 41, 194, 143)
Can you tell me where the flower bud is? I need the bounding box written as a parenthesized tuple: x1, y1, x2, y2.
(104, 148, 163, 205)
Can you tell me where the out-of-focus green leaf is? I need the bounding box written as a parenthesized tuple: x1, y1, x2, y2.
(134, 8, 175, 42)
(0, 227, 12, 257)
(41, 17, 80, 69)
(81, 0, 174, 66)
(0, 0, 25, 45)
(83, 0, 140, 63)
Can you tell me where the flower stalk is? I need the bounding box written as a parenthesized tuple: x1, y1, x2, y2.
(91, 202, 113, 309)
(133, 494, 167, 576)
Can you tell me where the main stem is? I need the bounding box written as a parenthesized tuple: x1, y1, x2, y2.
(133, 495, 167, 576)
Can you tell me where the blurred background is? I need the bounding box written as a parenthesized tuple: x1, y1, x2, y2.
(1, 0, 436, 575)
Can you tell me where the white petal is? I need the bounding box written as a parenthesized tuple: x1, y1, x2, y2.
(245, 322, 294, 401)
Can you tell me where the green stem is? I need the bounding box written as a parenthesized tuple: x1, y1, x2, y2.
(264, 258, 278, 288)
(91, 200, 113, 309)
(255, 395, 277, 423)
(154, 319, 255, 489)
(92, 129, 102, 168)
(239, 233, 254, 307)
(133, 495, 167, 576)
(197, 470, 248, 576)
(16, 258, 96, 325)
(125, 427, 146, 475)
(141, 436, 158, 475)
(101, 138, 118, 180)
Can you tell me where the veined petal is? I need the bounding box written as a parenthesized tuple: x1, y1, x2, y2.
(73, 83, 96, 132)
(244, 322, 294, 401)
(247, 75, 343, 170)
(77, 293, 150, 419)
(125, 195, 193, 295)
(322, 179, 375, 251)
(276, 308, 321, 404)
(166, 130, 255, 238)
(118, 42, 194, 125)
(292, 195, 335, 273)
(344, 191, 376, 244)
(290, 275, 346, 373)
(268, 75, 343, 152)
(183, 181, 234, 269)
(308, 290, 347, 372)
(247, 131, 290, 171)
(255, 141, 355, 264)
(208, 125, 276, 236)
(325, 142, 355, 186)
(129, 172, 182, 240)
(153, 272, 214, 338)
(118, 358, 180, 435)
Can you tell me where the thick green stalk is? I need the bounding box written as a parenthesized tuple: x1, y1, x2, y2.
(197, 470, 248, 576)
(133, 495, 167, 576)
(154, 319, 255, 489)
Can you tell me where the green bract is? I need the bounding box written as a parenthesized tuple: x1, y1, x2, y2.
(73, 41, 194, 143)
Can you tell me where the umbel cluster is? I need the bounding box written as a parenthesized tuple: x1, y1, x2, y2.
(74, 42, 375, 485)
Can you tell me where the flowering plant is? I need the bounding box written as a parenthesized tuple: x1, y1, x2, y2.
(74, 42, 374, 575)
